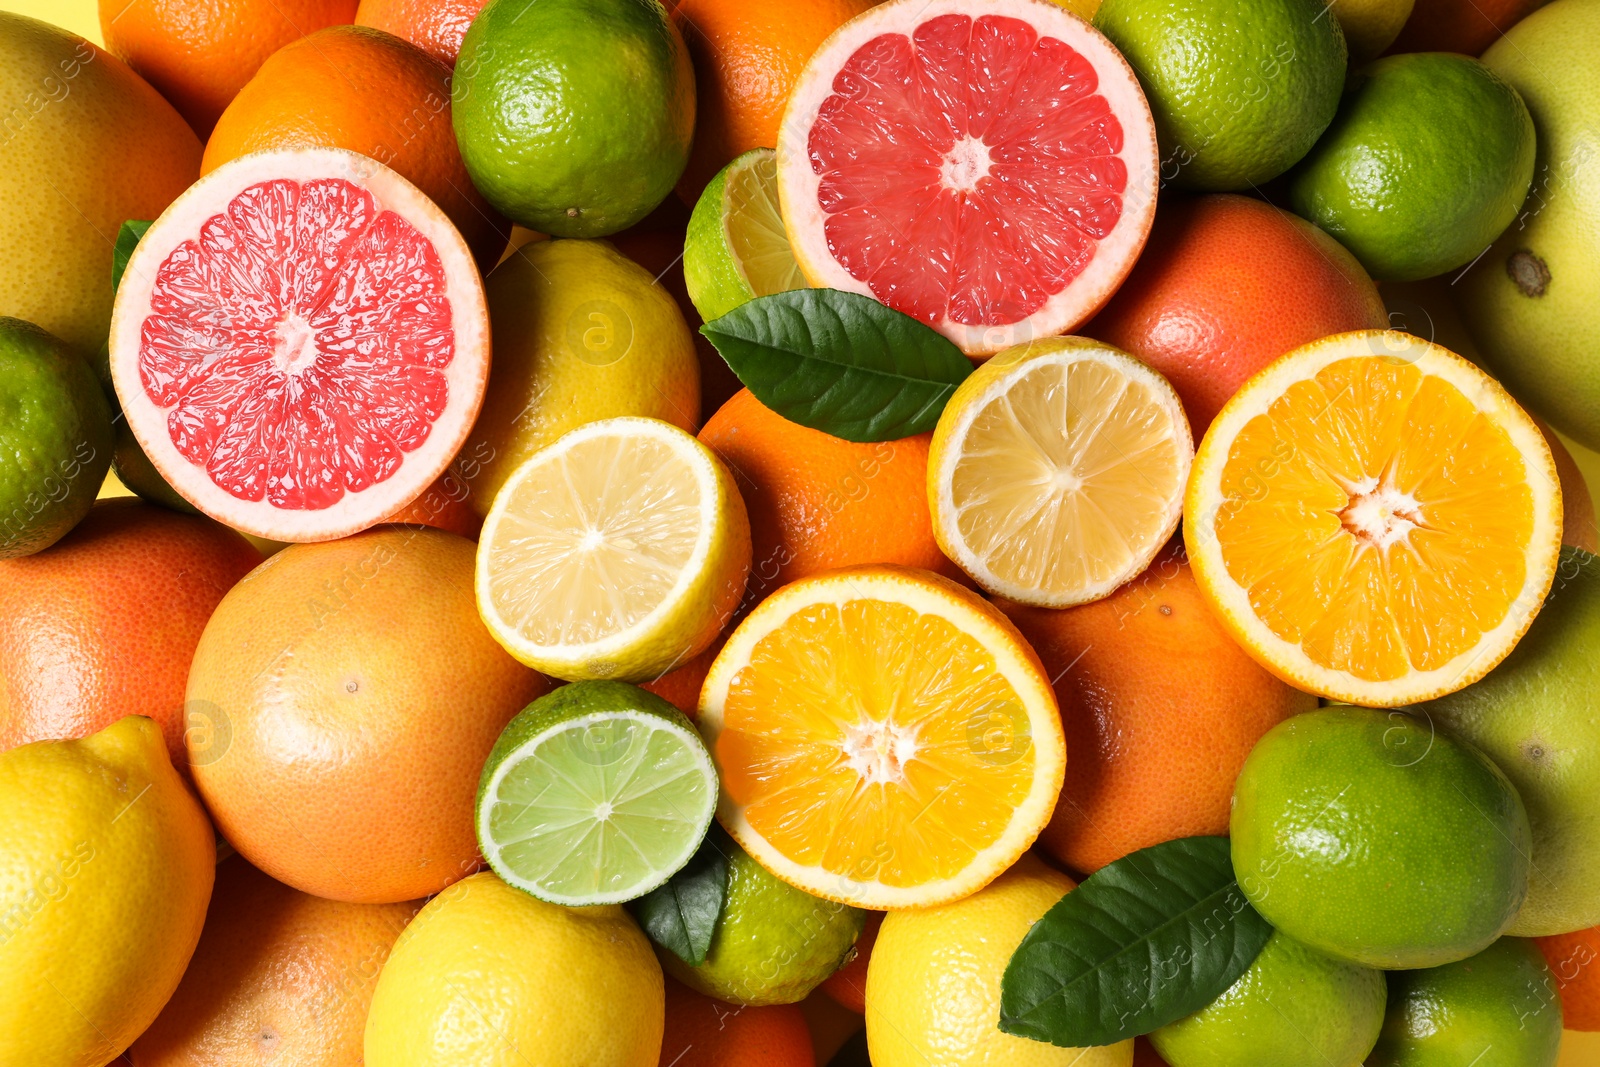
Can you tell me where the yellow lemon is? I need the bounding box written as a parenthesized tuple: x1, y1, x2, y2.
(0, 715, 215, 1067)
(866, 853, 1132, 1067)
(456, 239, 701, 516)
(365, 871, 664, 1067)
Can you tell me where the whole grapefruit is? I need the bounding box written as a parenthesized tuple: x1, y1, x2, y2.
(186, 526, 549, 904)
(131, 857, 419, 1066)
(1003, 543, 1316, 873)
(1085, 194, 1389, 437)
(0, 14, 202, 356)
(0, 499, 260, 771)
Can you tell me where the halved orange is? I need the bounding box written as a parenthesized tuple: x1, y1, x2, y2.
(1185, 331, 1563, 708)
(697, 565, 1065, 908)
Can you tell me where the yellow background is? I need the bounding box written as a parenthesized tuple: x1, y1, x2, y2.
(4, 3, 1600, 1062)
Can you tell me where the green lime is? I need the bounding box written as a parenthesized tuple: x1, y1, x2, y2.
(452, 0, 694, 238)
(475, 680, 717, 907)
(1149, 930, 1386, 1067)
(1231, 706, 1531, 969)
(663, 836, 865, 1006)
(1420, 546, 1600, 936)
(684, 148, 806, 323)
(1288, 52, 1536, 282)
(1368, 937, 1563, 1067)
(0, 316, 112, 558)
(1093, 0, 1346, 190)
(1456, 0, 1600, 452)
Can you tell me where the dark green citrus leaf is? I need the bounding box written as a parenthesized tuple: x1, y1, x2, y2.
(112, 220, 153, 294)
(1000, 836, 1271, 1046)
(699, 288, 972, 442)
(627, 825, 730, 965)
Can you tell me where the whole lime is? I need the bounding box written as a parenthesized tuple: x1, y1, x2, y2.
(453, 239, 699, 515)
(452, 0, 694, 238)
(1288, 53, 1535, 282)
(662, 837, 864, 1006)
(1419, 547, 1600, 936)
(1367, 937, 1563, 1067)
(1149, 931, 1386, 1067)
(1231, 706, 1531, 969)
(0, 317, 113, 557)
(1455, 0, 1600, 452)
(1093, 0, 1347, 190)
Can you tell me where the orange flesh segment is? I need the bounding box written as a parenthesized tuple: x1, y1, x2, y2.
(716, 598, 1036, 888)
(1214, 357, 1533, 682)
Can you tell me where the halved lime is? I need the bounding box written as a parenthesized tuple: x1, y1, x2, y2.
(684, 148, 806, 322)
(475, 680, 719, 906)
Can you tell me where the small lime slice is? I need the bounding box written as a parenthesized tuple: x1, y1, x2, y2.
(476, 680, 718, 906)
(684, 148, 806, 322)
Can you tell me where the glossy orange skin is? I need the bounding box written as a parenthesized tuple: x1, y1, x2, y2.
(1539, 420, 1598, 553)
(187, 527, 549, 904)
(99, 0, 357, 137)
(1537, 925, 1600, 1029)
(670, 0, 879, 200)
(1388, 0, 1548, 55)
(698, 390, 955, 604)
(381, 472, 482, 540)
(1086, 194, 1389, 438)
(819, 911, 882, 1014)
(202, 25, 508, 267)
(1002, 544, 1317, 874)
(131, 858, 419, 1065)
(660, 977, 814, 1066)
(641, 636, 723, 720)
(353, 0, 487, 65)
(0, 499, 260, 773)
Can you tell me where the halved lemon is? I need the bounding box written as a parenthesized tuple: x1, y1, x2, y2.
(1185, 331, 1563, 707)
(684, 148, 807, 323)
(928, 336, 1193, 607)
(697, 565, 1065, 909)
(476, 417, 752, 682)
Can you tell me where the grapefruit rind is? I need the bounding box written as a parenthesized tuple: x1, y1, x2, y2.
(109, 147, 489, 543)
(777, 0, 1159, 357)
(475, 417, 752, 683)
(929, 336, 1193, 607)
(1184, 330, 1564, 708)
(697, 565, 1066, 909)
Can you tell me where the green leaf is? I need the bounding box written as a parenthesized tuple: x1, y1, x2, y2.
(112, 220, 153, 294)
(699, 288, 972, 442)
(626, 825, 730, 965)
(1000, 836, 1272, 1047)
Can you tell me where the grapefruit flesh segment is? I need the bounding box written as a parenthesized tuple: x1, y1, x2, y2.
(111, 148, 488, 542)
(779, 0, 1158, 356)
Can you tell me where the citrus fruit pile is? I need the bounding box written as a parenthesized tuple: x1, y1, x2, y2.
(1, 0, 1599, 1065)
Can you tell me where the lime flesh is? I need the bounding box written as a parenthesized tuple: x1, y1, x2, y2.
(684, 148, 806, 323)
(476, 681, 717, 907)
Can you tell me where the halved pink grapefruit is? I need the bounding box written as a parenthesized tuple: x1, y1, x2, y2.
(109, 147, 489, 542)
(777, 0, 1159, 357)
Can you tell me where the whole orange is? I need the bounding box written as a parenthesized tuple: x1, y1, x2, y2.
(202, 25, 508, 267)
(819, 911, 882, 1015)
(1002, 544, 1318, 874)
(1085, 194, 1388, 437)
(186, 526, 549, 904)
(1542, 421, 1598, 553)
(382, 473, 482, 540)
(1388, 0, 1548, 55)
(99, 0, 357, 137)
(1537, 924, 1600, 1030)
(660, 977, 814, 1066)
(670, 0, 879, 200)
(640, 636, 724, 719)
(130, 857, 418, 1066)
(354, 0, 487, 65)
(0, 499, 260, 772)
(697, 389, 953, 603)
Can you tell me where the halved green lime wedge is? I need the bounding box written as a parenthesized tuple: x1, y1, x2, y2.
(684, 147, 807, 322)
(475, 680, 718, 906)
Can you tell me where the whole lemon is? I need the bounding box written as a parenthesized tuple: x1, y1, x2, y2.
(866, 853, 1133, 1067)
(0, 716, 215, 1066)
(365, 871, 664, 1066)
(455, 240, 700, 515)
